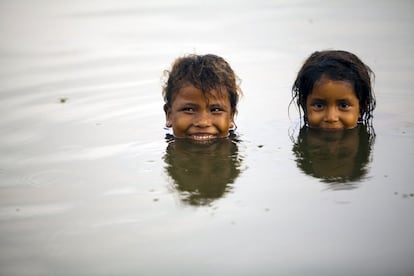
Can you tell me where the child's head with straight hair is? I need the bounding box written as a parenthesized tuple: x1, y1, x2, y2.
(292, 50, 375, 129)
(163, 54, 242, 142)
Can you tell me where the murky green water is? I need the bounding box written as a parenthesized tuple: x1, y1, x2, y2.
(1, 0, 413, 275)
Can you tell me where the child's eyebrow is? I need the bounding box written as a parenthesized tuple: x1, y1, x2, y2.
(209, 102, 230, 109)
(209, 102, 224, 107)
(336, 98, 354, 102)
(177, 101, 199, 106)
(309, 98, 326, 102)
(174, 102, 199, 109)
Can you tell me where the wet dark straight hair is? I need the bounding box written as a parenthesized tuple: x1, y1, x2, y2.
(291, 50, 376, 126)
(162, 54, 242, 113)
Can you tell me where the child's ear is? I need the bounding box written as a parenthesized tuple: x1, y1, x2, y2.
(229, 111, 236, 129)
(164, 104, 172, 128)
(166, 119, 172, 128)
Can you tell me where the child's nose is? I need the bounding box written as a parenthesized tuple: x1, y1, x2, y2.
(324, 107, 339, 122)
(194, 111, 212, 127)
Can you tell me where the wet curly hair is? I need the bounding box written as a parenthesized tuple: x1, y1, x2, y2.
(162, 54, 242, 113)
(291, 50, 376, 126)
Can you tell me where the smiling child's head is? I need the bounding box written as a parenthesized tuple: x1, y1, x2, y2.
(163, 54, 242, 140)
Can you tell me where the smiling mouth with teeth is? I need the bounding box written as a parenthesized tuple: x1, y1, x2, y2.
(190, 134, 216, 141)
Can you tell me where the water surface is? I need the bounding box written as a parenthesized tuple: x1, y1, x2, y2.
(1, 0, 413, 275)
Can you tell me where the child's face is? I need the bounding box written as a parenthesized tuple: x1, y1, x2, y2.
(165, 84, 235, 141)
(306, 78, 360, 130)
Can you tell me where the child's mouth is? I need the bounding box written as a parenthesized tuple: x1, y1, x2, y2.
(190, 134, 216, 141)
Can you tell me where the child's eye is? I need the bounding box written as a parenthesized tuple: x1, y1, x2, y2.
(311, 102, 324, 110)
(181, 107, 195, 113)
(211, 107, 223, 113)
(338, 102, 351, 109)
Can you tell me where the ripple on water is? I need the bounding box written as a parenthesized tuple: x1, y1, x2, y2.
(0, 203, 74, 221)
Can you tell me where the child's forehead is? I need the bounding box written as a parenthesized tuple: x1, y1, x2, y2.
(314, 77, 354, 89)
(316, 74, 352, 84)
(174, 84, 230, 101)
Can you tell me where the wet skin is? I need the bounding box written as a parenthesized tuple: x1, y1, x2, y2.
(165, 84, 235, 141)
(306, 78, 360, 130)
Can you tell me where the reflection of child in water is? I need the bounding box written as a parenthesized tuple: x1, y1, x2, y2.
(162, 54, 242, 142)
(291, 50, 376, 129)
(292, 125, 374, 186)
(163, 138, 242, 206)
